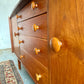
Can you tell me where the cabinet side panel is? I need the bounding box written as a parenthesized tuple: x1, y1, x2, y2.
(11, 16, 20, 57)
(8, 17, 14, 52)
(48, 0, 84, 84)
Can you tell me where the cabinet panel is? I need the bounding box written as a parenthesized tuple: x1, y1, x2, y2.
(48, 0, 84, 84)
(9, 17, 14, 52)
(11, 16, 20, 57)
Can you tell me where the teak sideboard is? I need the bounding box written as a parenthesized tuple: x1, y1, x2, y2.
(9, 0, 84, 84)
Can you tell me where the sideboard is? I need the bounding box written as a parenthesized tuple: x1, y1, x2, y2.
(9, 0, 84, 84)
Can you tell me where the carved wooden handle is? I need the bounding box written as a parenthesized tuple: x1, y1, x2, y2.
(33, 24, 39, 32)
(50, 37, 62, 52)
(14, 32, 19, 37)
(36, 73, 42, 81)
(19, 40, 24, 44)
(16, 15, 22, 19)
(20, 55, 24, 59)
(34, 48, 40, 55)
(17, 27, 23, 30)
(31, 1, 38, 9)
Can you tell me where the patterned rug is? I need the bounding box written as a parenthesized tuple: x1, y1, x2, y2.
(0, 60, 23, 84)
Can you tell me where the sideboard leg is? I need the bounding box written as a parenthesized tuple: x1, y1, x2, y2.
(18, 59, 21, 70)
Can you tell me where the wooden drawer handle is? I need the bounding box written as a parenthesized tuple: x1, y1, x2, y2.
(17, 27, 23, 30)
(36, 73, 42, 81)
(19, 40, 24, 44)
(14, 32, 19, 37)
(50, 37, 62, 52)
(20, 55, 24, 59)
(31, 1, 38, 9)
(16, 15, 22, 19)
(34, 48, 40, 55)
(33, 24, 39, 32)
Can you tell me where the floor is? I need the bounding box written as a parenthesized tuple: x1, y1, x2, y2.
(0, 48, 35, 84)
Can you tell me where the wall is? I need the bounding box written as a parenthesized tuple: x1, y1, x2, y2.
(0, 0, 19, 49)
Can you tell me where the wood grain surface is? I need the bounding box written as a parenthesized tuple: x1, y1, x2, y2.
(48, 0, 84, 84)
(17, 0, 47, 22)
(19, 35, 48, 68)
(11, 16, 20, 57)
(20, 48, 48, 84)
(18, 14, 47, 39)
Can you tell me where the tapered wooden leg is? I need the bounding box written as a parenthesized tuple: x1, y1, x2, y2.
(18, 59, 21, 70)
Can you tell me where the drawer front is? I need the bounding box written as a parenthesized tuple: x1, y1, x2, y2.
(18, 14, 47, 39)
(20, 48, 48, 84)
(17, 0, 47, 22)
(19, 35, 48, 68)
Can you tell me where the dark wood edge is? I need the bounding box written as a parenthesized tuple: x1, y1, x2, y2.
(18, 59, 21, 70)
(8, 17, 14, 52)
(10, 0, 31, 18)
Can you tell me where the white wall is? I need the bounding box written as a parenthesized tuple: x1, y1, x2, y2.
(0, 0, 20, 49)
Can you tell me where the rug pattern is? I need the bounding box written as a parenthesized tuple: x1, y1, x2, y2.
(0, 60, 23, 84)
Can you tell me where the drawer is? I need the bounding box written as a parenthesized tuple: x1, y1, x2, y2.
(18, 14, 47, 39)
(19, 35, 48, 68)
(20, 48, 48, 84)
(16, 0, 47, 22)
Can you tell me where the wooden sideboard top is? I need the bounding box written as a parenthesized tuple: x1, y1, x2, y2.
(10, 0, 31, 18)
